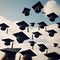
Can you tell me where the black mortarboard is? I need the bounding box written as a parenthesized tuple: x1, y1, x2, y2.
(16, 21, 29, 32)
(38, 44, 48, 52)
(22, 8, 30, 16)
(30, 22, 35, 27)
(13, 32, 30, 43)
(57, 22, 60, 28)
(2, 38, 14, 46)
(32, 32, 42, 39)
(37, 22, 47, 30)
(20, 49, 37, 57)
(0, 23, 9, 34)
(0, 48, 21, 60)
(29, 41, 36, 49)
(53, 43, 58, 47)
(44, 52, 60, 60)
(47, 29, 57, 37)
(47, 12, 58, 22)
(32, 1, 43, 13)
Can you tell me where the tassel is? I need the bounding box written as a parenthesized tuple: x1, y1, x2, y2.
(46, 49, 48, 54)
(38, 26, 40, 30)
(32, 46, 34, 49)
(11, 42, 13, 49)
(19, 55, 21, 60)
(27, 27, 29, 32)
(45, 27, 47, 32)
(32, 34, 33, 40)
(6, 28, 8, 34)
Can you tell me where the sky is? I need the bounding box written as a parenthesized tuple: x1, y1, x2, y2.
(0, 0, 60, 25)
(0, 0, 60, 60)
(0, 18, 60, 60)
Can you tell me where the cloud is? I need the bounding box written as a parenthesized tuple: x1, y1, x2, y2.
(0, 16, 60, 43)
(0, 16, 32, 43)
(0, 16, 60, 60)
(44, 0, 60, 16)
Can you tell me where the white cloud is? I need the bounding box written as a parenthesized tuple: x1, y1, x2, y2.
(44, 0, 60, 16)
(0, 16, 60, 60)
(0, 16, 60, 44)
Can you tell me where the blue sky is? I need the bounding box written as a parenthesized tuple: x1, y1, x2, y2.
(0, 0, 60, 25)
(0, 1, 60, 60)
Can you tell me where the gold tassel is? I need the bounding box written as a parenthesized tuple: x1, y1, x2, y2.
(27, 27, 29, 32)
(32, 34, 33, 40)
(11, 42, 13, 49)
(6, 28, 8, 34)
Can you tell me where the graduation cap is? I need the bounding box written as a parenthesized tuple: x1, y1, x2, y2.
(0, 23, 9, 34)
(30, 22, 35, 27)
(16, 21, 29, 32)
(2, 38, 14, 46)
(47, 12, 58, 22)
(13, 32, 30, 43)
(47, 29, 57, 37)
(37, 22, 47, 30)
(44, 52, 60, 60)
(22, 8, 30, 16)
(0, 48, 21, 60)
(57, 22, 60, 28)
(20, 49, 37, 57)
(32, 32, 42, 39)
(38, 44, 48, 53)
(53, 43, 59, 47)
(32, 1, 43, 13)
(29, 41, 36, 49)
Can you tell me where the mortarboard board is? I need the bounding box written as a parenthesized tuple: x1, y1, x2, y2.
(13, 32, 30, 43)
(32, 31, 42, 39)
(0, 23, 9, 34)
(16, 21, 29, 32)
(29, 41, 36, 49)
(47, 12, 58, 22)
(57, 22, 60, 28)
(47, 29, 57, 37)
(30, 22, 35, 27)
(38, 44, 48, 52)
(0, 48, 21, 60)
(2, 38, 14, 46)
(32, 1, 43, 13)
(53, 43, 58, 47)
(20, 49, 37, 57)
(22, 8, 30, 16)
(44, 52, 60, 60)
(37, 22, 47, 30)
